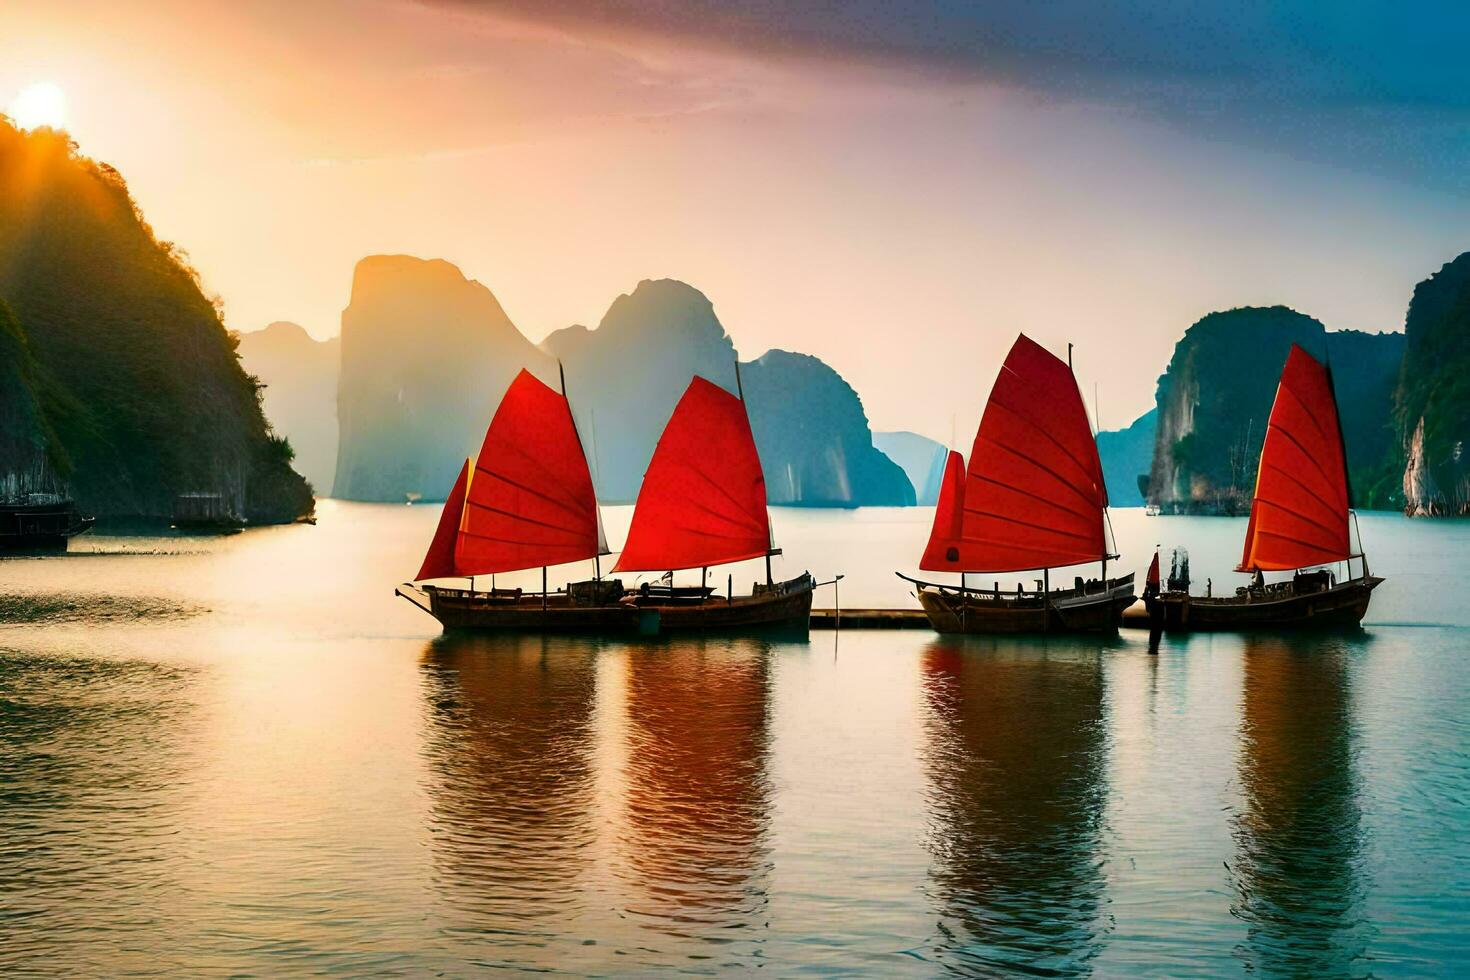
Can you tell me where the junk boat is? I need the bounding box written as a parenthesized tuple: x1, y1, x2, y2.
(1144, 344, 1381, 632)
(612, 373, 815, 633)
(396, 368, 649, 634)
(898, 335, 1135, 633)
(0, 493, 94, 550)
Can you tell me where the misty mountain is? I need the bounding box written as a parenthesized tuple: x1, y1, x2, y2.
(332, 255, 554, 502)
(872, 431, 948, 505)
(741, 349, 914, 506)
(1096, 408, 1156, 507)
(548, 279, 912, 506)
(237, 322, 340, 494)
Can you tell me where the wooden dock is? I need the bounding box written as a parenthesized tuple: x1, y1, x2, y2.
(811, 601, 1155, 632)
(810, 608, 930, 630)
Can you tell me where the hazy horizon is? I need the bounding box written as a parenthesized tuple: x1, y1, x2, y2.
(4, 0, 1467, 438)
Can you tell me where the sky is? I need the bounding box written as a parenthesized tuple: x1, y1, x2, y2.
(2, 0, 1468, 439)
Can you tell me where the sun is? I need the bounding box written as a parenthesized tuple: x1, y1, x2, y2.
(8, 82, 68, 131)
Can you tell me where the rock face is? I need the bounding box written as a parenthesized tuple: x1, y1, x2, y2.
(741, 350, 914, 506)
(0, 122, 312, 522)
(873, 431, 948, 505)
(547, 279, 912, 506)
(1146, 307, 1404, 513)
(544, 280, 739, 502)
(1096, 408, 1156, 507)
(0, 299, 57, 500)
(332, 256, 554, 501)
(237, 322, 340, 494)
(1393, 252, 1470, 515)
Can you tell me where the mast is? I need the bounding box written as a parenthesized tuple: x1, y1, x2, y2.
(736, 355, 775, 587)
(1070, 340, 1109, 585)
(557, 358, 610, 580)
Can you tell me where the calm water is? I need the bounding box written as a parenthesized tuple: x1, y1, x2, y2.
(1, 504, 1467, 976)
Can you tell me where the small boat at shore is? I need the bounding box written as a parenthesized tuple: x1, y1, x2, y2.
(1144, 345, 1382, 632)
(612, 374, 815, 633)
(899, 335, 1135, 633)
(396, 368, 650, 634)
(0, 493, 94, 550)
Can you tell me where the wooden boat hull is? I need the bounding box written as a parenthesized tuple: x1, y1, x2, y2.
(402, 584, 656, 635)
(915, 573, 1136, 634)
(1143, 575, 1381, 632)
(624, 573, 815, 634)
(399, 573, 814, 636)
(0, 500, 94, 550)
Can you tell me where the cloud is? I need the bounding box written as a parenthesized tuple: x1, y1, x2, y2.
(424, 1, 1470, 194)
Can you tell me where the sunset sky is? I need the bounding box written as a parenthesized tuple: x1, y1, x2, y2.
(4, 1, 1468, 438)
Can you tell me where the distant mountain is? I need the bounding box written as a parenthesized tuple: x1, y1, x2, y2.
(544, 279, 739, 502)
(0, 122, 311, 522)
(237, 322, 339, 494)
(332, 255, 554, 502)
(1393, 252, 1470, 515)
(873, 431, 948, 505)
(1145, 306, 1404, 513)
(1096, 409, 1156, 507)
(548, 279, 912, 506)
(741, 350, 913, 506)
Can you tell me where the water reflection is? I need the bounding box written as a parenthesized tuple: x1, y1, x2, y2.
(1231, 634, 1370, 976)
(0, 651, 198, 975)
(419, 634, 601, 946)
(619, 638, 775, 951)
(920, 636, 1111, 976)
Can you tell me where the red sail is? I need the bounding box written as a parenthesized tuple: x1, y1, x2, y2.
(1237, 345, 1351, 572)
(920, 450, 968, 571)
(938, 334, 1108, 573)
(1146, 551, 1161, 589)
(455, 369, 607, 576)
(614, 376, 771, 572)
(415, 459, 469, 581)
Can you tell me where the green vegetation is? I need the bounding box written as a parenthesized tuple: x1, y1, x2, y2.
(1148, 307, 1404, 511)
(1382, 252, 1470, 513)
(0, 121, 311, 521)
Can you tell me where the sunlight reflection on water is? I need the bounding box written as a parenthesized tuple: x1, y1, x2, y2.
(0, 503, 1466, 975)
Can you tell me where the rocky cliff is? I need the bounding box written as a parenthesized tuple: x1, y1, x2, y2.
(1097, 408, 1156, 507)
(0, 122, 312, 522)
(1146, 307, 1403, 513)
(332, 256, 554, 501)
(872, 431, 948, 505)
(0, 299, 58, 500)
(237, 322, 340, 494)
(741, 350, 913, 506)
(547, 279, 912, 506)
(543, 280, 739, 502)
(1392, 252, 1470, 515)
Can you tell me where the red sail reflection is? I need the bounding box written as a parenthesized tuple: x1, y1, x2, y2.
(618, 638, 773, 943)
(419, 635, 600, 944)
(1230, 635, 1367, 974)
(920, 638, 1108, 973)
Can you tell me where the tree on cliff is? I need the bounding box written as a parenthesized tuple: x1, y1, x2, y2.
(0, 121, 311, 521)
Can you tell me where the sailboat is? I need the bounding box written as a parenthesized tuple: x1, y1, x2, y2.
(899, 335, 1136, 633)
(1144, 345, 1382, 631)
(613, 373, 816, 632)
(395, 368, 650, 633)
